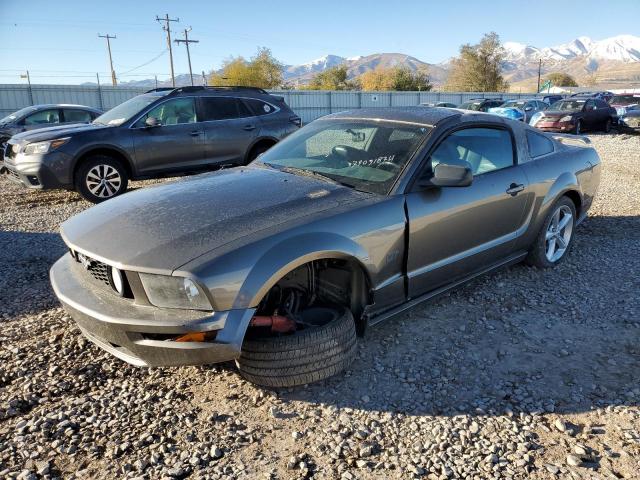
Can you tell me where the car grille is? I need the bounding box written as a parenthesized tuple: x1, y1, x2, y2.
(5, 143, 16, 160)
(72, 251, 112, 286)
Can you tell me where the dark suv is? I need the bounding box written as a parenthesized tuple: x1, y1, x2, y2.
(457, 98, 504, 112)
(3, 86, 301, 202)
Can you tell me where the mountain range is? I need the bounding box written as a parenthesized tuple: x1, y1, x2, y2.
(115, 35, 640, 91)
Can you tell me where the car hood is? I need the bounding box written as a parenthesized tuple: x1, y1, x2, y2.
(538, 110, 577, 119)
(10, 123, 109, 143)
(61, 165, 373, 273)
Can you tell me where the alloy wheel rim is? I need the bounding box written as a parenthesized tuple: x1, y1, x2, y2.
(545, 205, 573, 262)
(86, 165, 121, 198)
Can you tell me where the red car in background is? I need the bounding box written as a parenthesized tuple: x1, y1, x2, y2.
(609, 94, 640, 117)
(529, 98, 616, 135)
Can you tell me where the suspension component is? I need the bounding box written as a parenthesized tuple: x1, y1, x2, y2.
(250, 315, 297, 333)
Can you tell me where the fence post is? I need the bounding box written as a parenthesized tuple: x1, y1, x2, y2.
(96, 73, 104, 111)
(358, 91, 362, 110)
(328, 91, 332, 114)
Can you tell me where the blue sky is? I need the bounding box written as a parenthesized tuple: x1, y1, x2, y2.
(0, 0, 638, 84)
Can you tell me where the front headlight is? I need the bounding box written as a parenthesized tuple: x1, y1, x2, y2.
(560, 115, 574, 123)
(23, 137, 70, 155)
(139, 273, 212, 311)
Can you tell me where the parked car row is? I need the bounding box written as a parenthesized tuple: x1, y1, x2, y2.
(2, 86, 301, 202)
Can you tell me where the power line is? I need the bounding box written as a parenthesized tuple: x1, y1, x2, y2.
(155, 14, 179, 87)
(118, 50, 168, 75)
(98, 33, 117, 86)
(175, 27, 199, 86)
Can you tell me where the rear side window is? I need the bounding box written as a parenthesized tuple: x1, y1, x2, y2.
(63, 109, 92, 123)
(431, 127, 514, 176)
(243, 98, 276, 116)
(23, 109, 60, 125)
(200, 97, 250, 121)
(526, 131, 554, 158)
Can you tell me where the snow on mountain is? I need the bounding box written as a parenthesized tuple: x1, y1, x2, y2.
(284, 54, 346, 77)
(503, 35, 640, 63)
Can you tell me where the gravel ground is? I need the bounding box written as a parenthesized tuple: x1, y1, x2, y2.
(1, 133, 639, 480)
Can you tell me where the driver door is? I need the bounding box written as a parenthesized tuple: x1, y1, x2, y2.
(130, 97, 205, 174)
(405, 126, 530, 297)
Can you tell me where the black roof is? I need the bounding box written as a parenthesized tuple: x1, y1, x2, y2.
(144, 85, 269, 96)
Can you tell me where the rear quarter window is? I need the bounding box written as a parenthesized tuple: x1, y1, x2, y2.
(243, 98, 276, 116)
(526, 130, 554, 158)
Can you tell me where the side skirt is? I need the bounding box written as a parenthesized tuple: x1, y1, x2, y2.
(368, 251, 528, 327)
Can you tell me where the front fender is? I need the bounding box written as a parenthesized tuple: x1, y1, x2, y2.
(238, 232, 373, 309)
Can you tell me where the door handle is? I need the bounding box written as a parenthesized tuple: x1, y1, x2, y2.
(243, 125, 256, 131)
(189, 130, 203, 137)
(506, 183, 525, 196)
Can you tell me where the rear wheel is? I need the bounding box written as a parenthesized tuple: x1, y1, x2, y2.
(75, 155, 128, 203)
(245, 142, 274, 164)
(237, 305, 357, 388)
(526, 197, 576, 268)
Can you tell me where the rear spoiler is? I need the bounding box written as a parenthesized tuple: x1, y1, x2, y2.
(551, 134, 592, 147)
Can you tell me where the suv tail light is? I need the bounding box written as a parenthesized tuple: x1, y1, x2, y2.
(289, 116, 302, 127)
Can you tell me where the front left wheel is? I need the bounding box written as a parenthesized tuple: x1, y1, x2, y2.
(75, 155, 128, 203)
(237, 305, 357, 388)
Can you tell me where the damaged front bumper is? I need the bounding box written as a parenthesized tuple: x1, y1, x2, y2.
(50, 254, 254, 367)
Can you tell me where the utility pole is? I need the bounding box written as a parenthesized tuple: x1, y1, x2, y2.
(175, 27, 199, 86)
(536, 58, 542, 93)
(155, 14, 179, 87)
(98, 33, 117, 86)
(20, 71, 33, 105)
(202, 70, 206, 86)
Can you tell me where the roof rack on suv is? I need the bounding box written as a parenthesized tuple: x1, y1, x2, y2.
(144, 85, 269, 95)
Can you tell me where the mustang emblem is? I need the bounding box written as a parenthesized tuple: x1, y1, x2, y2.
(77, 254, 94, 270)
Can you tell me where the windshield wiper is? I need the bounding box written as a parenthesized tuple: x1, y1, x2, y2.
(281, 166, 344, 186)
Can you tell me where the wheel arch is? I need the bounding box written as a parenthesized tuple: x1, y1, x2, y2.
(541, 172, 583, 219)
(72, 145, 135, 181)
(238, 233, 375, 327)
(244, 136, 278, 163)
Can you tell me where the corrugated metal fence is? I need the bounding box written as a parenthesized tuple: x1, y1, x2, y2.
(0, 84, 542, 124)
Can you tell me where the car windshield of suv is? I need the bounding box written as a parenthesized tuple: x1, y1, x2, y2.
(0, 106, 37, 124)
(610, 95, 639, 106)
(93, 93, 167, 126)
(550, 100, 585, 112)
(459, 101, 482, 111)
(258, 120, 431, 195)
(502, 101, 526, 109)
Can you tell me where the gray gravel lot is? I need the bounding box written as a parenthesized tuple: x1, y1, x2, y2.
(1, 133, 639, 479)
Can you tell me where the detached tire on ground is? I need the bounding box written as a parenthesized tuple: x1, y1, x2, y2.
(75, 155, 128, 203)
(237, 306, 357, 388)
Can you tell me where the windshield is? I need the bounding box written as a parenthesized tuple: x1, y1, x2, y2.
(550, 100, 585, 112)
(0, 106, 38, 124)
(93, 93, 166, 126)
(610, 95, 639, 106)
(502, 101, 526, 109)
(459, 101, 482, 111)
(257, 120, 431, 195)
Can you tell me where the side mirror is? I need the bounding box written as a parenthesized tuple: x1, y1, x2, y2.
(524, 106, 533, 112)
(145, 116, 160, 128)
(419, 161, 473, 188)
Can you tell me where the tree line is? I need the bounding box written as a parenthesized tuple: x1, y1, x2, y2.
(208, 34, 579, 92)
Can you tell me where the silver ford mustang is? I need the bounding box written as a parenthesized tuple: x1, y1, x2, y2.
(50, 107, 601, 387)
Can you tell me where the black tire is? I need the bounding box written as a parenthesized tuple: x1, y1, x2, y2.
(526, 196, 577, 268)
(245, 142, 273, 164)
(603, 118, 612, 133)
(237, 306, 357, 388)
(573, 120, 582, 135)
(75, 155, 128, 203)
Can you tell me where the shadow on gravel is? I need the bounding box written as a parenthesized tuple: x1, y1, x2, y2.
(0, 230, 66, 319)
(280, 215, 640, 417)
